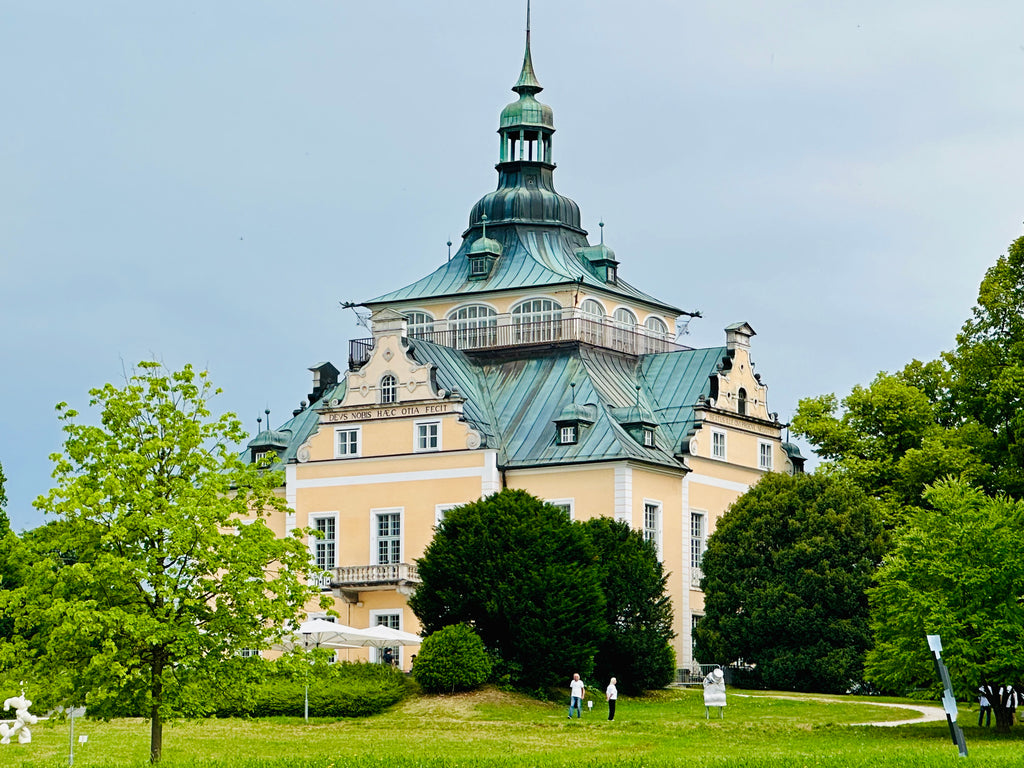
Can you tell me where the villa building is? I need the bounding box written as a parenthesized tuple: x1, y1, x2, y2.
(244, 17, 803, 672)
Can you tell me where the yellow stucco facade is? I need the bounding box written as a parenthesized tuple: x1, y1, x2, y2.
(246, 22, 804, 676)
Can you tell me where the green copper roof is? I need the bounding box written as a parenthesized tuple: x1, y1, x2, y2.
(397, 339, 728, 470)
(366, 226, 681, 315)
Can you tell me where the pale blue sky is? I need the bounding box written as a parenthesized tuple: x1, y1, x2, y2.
(3, 1, 1023, 530)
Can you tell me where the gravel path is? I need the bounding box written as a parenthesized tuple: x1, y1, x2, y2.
(733, 693, 947, 727)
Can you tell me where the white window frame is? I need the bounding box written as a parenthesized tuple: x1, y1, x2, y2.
(642, 499, 663, 560)
(546, 498, 575, 520)
(644, 315, 668, 336)
(335, 426, 362, 459)
(559, 424, 578, 445)
(404, 310, 435, 337)
(309, 511, 339, 590)
(380, 374, 398, 405)
(690, 510, 706, 588)
(758, 440, 773, 471)
(371, 507, 403, 565)
(414, 419, 442, 452)
(710, 429, 727, 461)
(643, 428, 655, 448)
(369, 610, 404, 666)
(435, 503, 459, 527)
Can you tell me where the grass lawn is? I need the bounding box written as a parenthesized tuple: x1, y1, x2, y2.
(5, 687, 1022, 767)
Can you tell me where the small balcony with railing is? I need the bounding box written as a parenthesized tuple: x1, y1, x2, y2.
(330, 562, 421, 602)
(349, 309, 690, 369)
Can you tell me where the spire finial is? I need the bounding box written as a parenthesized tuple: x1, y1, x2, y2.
(570, 381, 576, 404)
(481, 213, 488, 240)
(447, 238, 453, 262)
(513, 1, 542, 94)
(599, 219, 605, 245)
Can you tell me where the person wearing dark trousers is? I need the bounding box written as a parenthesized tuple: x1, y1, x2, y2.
(606, 677, 618, 721)
(978, 686, 992, 727)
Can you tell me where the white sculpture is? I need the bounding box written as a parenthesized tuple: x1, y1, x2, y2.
(0, 690, 38, 745)
(703, 667, 727, 719)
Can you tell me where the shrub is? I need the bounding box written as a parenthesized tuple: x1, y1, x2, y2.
(216, 659, 408, 718)
(413, 624, 492, 694)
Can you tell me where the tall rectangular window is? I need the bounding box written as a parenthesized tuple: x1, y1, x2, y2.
(335, 427, 361, 458)
(643, 501, 662, 557)
(375, 511, 402, 564)
(311, 514, 337, 589)
(711, 429, 727, 460)
(415, 420, 440, 452)
(691, 511, 705, 588)
(759, 440, 773, 471)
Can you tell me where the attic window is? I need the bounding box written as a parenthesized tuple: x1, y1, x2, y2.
(470, 257, 490, 277)
(559, 425, 578, 445)
(643, 428, 655, 447)
(252, 449, 272, 465)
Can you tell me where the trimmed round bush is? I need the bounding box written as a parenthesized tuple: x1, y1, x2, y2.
(413, 624, 492, 694)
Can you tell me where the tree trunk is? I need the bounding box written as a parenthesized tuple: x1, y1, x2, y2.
(981, 683, 1015, 733)
(150, 652, 164, 763)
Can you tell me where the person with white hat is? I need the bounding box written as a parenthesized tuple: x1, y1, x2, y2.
(703, 667, 727, 719)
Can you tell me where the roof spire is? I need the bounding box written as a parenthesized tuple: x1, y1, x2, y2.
(513, 0, 542, 95)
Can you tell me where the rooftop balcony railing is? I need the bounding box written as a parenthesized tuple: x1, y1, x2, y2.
(349, 311, 690, 369)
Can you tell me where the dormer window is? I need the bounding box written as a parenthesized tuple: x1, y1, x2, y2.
(559, 425, 578, 445)
(252, 449, 272, 465)
(380, 374, 398, 405)
(469, 257, 491, 277)
(643, 428, 655, 447)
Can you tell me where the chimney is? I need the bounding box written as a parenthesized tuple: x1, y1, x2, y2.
(308, 362, 340, 404)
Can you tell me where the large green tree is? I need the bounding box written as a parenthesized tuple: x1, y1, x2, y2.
(409, 490, 606, 689)
(947, 234, 1024, 497)
(865, 479, 1024, 730)
(793, 234, 1024, 506)
(582, 517, 675, 694)
(1, 363, 323, 762)
(696, 473, 886, 693)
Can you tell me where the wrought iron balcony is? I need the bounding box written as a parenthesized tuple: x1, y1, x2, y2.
(349, 312, 690, 369)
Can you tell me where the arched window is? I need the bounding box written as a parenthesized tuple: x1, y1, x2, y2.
(612, 308, 638, 353)
(645, 316, 668, 336)
(579, 299, 605, 345)
(380, 374, 398, 405)
(737, 388, 747, 416)
(511, 298, 562, 342)
(613, 307, 637, 325)
(447, 305, 497, 350)
(643, 316, 669, 353)
(404, 311, 434, 338)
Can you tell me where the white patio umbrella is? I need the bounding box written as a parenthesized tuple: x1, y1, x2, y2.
(350, 624, 423, 648)
(272, 619, 365, 721)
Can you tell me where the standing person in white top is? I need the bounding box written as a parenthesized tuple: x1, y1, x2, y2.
(567, 673, 585, 719)
(605, 677, 618, 721)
